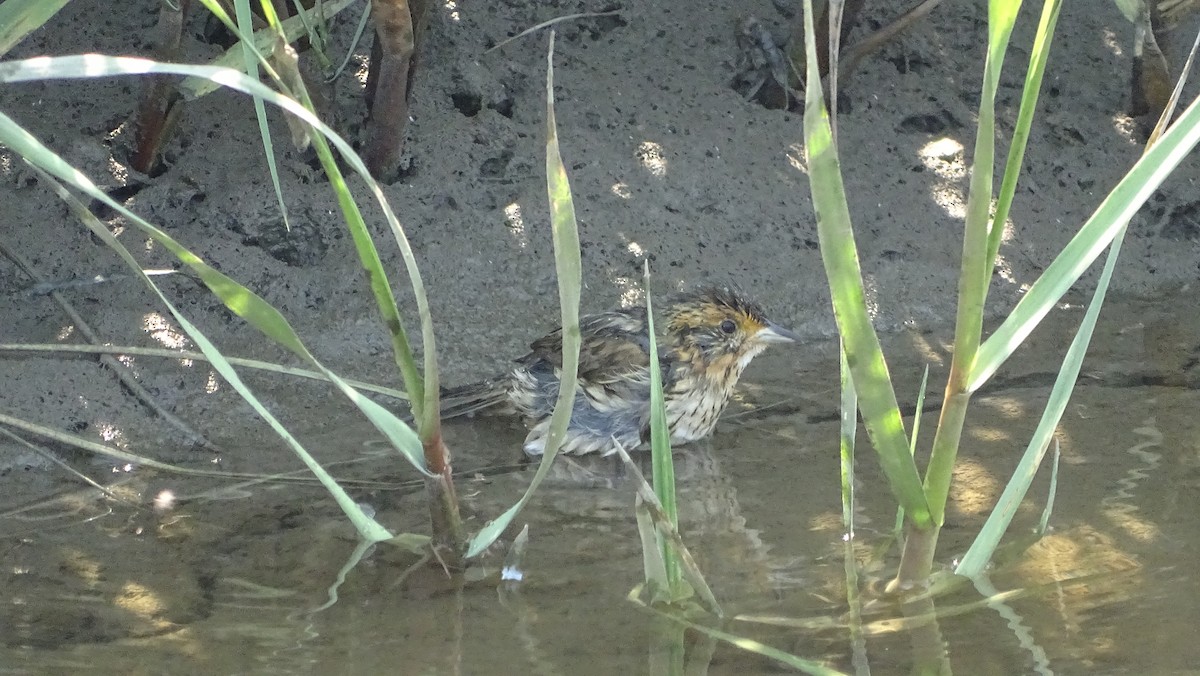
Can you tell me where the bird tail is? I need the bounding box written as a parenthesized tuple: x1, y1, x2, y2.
(439, 378, 513, 419)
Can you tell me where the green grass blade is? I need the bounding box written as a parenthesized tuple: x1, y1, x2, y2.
(644, 269, 683, 596)
(971, 95, 1200, 391)
(613, 442, 720, 616)
(0, 54, 435, 441)
(0, 111, 429, 480)
(838, 348, 869, 673)
(838, 346, 857, 533)
(799, 0, 930, 527)
(326, 0, 372, 82)
(0, 0, 71, 57)
(25, 161, 393, 542)
(181, 0, 358, 99)
(893, 364, 930, 538)
(466, 32, 582, 558)
(956, 228, 1125, 578)
(985, 0, 1062, 274)
(920, 0, 1025, 527)
(228, 0, 291, 231)
(634, 494, 671, 598)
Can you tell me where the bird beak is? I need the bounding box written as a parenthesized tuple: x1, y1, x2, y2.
(757, 321, 800, 344)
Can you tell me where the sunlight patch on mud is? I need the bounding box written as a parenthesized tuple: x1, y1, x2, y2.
(503, 201, 527, 248)
(635, 141, 667, 177)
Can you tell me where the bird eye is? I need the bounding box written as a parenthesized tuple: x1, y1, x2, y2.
(719, 319, 737, 334)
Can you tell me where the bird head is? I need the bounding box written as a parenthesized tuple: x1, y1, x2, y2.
(663, 287, 799, 366)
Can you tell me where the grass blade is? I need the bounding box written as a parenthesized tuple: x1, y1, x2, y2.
(25, 161, 393, 542)
(970, 92, 1200, 391)
(984, 0, 1062, 275)
(465, 32, 582, 558)
(1038, 439, 1060, 536)
(956, 228, 1125, 577)
(838, 346, 857, 535)
(0, 0, 71, 57)
(613, 442, 721, 616)
(0, 55, 437, 458)
(644, 267, 683, 596)
(180, 0, 358, 99)
(919, 0, 1024, 530)
(838, 348, 869, 675)
(799, 0, 931, 527)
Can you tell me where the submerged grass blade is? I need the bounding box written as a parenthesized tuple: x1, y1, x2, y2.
(957, 229, 1125, 578)
(799, 0, 930, 526)
(632, 596, 847, 676)
(838, 346, 857, 534)
(466, 32, 582, 558)
(1038, 439, 1060, 536)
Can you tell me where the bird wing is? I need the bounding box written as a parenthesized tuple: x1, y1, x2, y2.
(521, 307, 659, 387)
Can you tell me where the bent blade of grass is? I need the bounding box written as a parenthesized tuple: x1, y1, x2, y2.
(612, 442, 721, 616)
(0, 0, 72, 57)
(0, 109, 429, 478)
(24, 161, 394, 542)
(956, 229, 1125, 578)
(971, 92, 1200, 391)
(0, 411, 292, 482)
(799, 0, 930, 527)
(466, 32, 581, 558)
(1, 53, 437, 445)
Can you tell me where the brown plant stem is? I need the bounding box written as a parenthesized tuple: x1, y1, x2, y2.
(423, 431, 465, 565)
(363, 0, 430, 181)
(132, 0, 189, 175)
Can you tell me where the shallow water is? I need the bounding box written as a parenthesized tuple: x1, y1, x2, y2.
(2, 293, 1199, 675)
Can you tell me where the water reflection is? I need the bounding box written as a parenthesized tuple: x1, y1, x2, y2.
(1, 295, 1199, 673)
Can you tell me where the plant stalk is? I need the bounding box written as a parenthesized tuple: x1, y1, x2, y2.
(423, 433, 465, 561)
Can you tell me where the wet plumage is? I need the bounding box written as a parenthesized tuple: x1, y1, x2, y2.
(441, 287, 799, 456)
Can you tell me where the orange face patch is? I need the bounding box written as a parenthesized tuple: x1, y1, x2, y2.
(669, 304, 767, 335)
